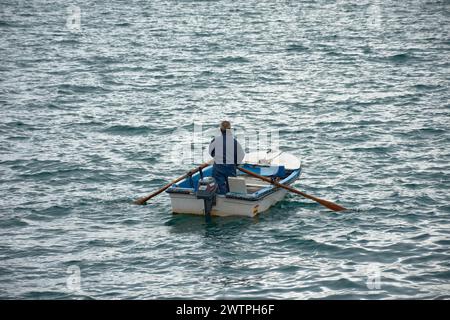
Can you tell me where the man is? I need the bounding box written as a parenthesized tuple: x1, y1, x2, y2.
(208, 121, 245, 194)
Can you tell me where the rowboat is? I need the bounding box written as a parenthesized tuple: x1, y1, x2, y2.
(166, 151, 301, 217)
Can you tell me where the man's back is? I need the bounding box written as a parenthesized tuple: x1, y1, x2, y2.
(208, 121, 245, 194)
(209, 130, 245, 165)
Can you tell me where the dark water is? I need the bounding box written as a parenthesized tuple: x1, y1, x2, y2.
(1, 0, 449, 299)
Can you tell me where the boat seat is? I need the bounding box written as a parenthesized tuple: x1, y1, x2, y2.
(228, 177, 247, 194)
(246, 183, 269, 188)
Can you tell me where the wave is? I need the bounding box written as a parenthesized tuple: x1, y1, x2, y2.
(217, 56, 251, 64)
(286, 44, 309, 52)
(413, 84, 442, 91)
(386, 53, 411, 62)
(57, 83, 110, 94)
(115, 22, 131, 27)
(102, 124, 153, 135)
(0, 217, 29, 228)
(43, 206, 73, 218)
(54, 38, 80, 45)
(0, 20, 14, 27)
(81, 55, 120, 66)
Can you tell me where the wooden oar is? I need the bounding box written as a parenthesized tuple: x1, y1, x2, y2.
(237, 166, 347, 212)
(133, 161, 212, 205)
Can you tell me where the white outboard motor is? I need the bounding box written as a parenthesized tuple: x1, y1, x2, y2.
(196, 177, 218, 217)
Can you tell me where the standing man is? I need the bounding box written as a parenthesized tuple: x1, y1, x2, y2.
(208, 121, 245, 194)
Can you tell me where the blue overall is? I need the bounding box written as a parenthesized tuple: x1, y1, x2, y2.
(212, 164, 236, 194)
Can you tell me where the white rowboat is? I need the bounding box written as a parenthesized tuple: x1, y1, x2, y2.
(166, 151, 301, 217)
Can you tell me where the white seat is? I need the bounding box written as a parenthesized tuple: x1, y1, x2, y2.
(246, 183, 269, 188)
(228, 177, 247, 194)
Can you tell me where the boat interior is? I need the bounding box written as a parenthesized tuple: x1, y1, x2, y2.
(168, 164, 301, 199)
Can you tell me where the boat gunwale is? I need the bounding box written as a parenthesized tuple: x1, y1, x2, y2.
(166, 165, 301, 201)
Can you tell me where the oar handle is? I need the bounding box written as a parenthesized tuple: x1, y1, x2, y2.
(133, 161, 212, 205)
(237, 166, 347, 212)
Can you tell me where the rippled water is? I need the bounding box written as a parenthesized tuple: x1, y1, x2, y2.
(1, 0, 449, 299)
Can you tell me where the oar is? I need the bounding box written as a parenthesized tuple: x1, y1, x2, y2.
(237, 166, 347, 212)
(133, 161, 212, 205)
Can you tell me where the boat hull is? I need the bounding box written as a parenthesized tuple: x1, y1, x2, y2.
(170, 188, 289, 217)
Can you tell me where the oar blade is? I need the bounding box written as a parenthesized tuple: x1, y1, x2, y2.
(315, 198, 347, 212)
(133, 197, 148, 205)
